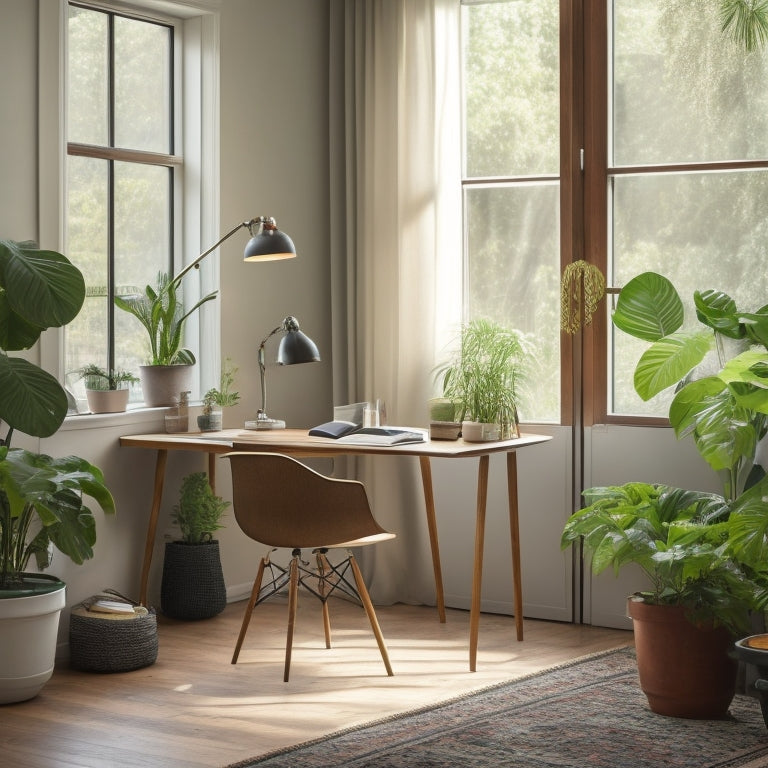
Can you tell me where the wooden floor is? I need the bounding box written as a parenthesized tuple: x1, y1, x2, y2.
(3, 599, 633, 768)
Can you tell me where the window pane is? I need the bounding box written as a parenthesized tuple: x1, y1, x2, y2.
(67, 6, 108, 146)
(462, 1, 559, 178)
(114, 162, 171, 374)
(613, 0, 768, 166)
(610, 170, 768, 415)
(466, 184, 560, 422)
(64, 156, 109, 399)
(114, 16, 171, 153)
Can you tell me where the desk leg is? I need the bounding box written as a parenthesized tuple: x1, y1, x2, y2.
(139, 449, 168, 607)
(469, 454, 490, 672)
(507, 451, 524, 641)
(208, 452, 217, 494)
(418, 456, 446, 623)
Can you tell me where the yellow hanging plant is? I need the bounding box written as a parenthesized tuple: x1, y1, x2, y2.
(560, 260, 606, 334)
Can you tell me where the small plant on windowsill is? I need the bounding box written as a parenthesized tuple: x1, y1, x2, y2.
(76, 364, 138, 414)
(197, 359, 240, 432)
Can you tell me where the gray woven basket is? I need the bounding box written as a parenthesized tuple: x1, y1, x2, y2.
(69, 598, 158, 673)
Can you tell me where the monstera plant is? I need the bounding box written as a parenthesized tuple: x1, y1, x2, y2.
(0, 239, 115, 703)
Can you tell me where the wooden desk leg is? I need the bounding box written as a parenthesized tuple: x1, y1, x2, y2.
(139, 449, 168, 607)
(208, 451, 217, 494)
(507, 451, 524, 641)
(418, 456, 446, 623)
(469, 454, 490, 672)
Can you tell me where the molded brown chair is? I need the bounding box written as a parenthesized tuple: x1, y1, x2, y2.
(224, 451, 396, 681)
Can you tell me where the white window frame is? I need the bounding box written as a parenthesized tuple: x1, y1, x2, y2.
(37, 0, 221, 408)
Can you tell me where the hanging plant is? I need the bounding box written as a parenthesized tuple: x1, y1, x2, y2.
(560, 260, 606, 334)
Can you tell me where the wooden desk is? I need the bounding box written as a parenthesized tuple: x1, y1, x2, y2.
(120, 428, 551, 671)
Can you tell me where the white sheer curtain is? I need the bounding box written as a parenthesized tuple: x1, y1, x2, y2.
(329, 0, 463, 604)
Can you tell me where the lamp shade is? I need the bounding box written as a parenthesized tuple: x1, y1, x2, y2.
(244, 217, 296, 262)
(277, 317, 321, 365)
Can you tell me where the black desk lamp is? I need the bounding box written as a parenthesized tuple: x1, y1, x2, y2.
(248, 316, 321, 430)
(174, 216, 295, 284)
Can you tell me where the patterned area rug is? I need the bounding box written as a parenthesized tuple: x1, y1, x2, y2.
(226, 647, 768, 768)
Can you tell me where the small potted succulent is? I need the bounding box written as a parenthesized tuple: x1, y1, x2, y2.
(76, 363, 138, 413)
(197, 359, 240, 432)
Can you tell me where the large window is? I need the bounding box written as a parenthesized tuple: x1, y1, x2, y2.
(461, 0, 560, 424)
(65, 2, 180, 404)
(461, 0, 768, 425)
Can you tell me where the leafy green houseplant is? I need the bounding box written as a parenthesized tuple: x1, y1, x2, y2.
(197, 359, 240, 432)
(436, 318, 529, 441)
(114, 271, 217, 407)
(76, 363, 138, 414)
(562, 270, 768, 718)
(0, 239, 116, 702)
(161, 472, 229, 620)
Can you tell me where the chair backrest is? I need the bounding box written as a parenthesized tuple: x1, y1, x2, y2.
(224, 452, 391, 549)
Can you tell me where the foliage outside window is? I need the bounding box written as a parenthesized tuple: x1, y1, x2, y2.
(65, 2, 179, 406)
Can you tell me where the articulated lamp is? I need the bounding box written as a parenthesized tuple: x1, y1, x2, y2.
(248, 316, 321, 430)
(174, 216, 296, 283)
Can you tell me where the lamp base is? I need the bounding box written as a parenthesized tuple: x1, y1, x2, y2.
(243, 418, 286, 431)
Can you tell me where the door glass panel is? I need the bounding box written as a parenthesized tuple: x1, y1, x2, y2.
(610, 170, 768, 415)
(613, 0, 768, 166)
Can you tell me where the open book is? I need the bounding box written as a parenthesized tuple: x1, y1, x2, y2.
(308, 421, 427, 445)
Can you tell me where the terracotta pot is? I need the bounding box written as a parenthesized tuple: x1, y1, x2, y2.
(628, 597, 737, 719)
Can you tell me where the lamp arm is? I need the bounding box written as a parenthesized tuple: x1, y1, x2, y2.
(173, 219, 260, 284)
(257, 325, 284, 416)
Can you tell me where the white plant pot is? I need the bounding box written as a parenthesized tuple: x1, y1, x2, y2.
(0, 577, 66, 704)
(461, 420, 501, 442)
(85, 388, 129, 414)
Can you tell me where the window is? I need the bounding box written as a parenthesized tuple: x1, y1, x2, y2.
(461, 0, 768, 425)
(65, 2, 179, 404)
(461, 0, 560, 424)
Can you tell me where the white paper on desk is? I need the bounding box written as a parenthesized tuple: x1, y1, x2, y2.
(336, 427, 427, 446)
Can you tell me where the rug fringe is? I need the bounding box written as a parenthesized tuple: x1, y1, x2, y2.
(222, 645, 636, 768)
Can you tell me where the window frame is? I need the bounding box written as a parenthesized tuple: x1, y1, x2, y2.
(38, 0, 221, 408)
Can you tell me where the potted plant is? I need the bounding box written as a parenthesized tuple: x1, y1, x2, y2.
(562, 271, 768, 718)
(436, 318, 529, 441)
(561, 482, 755, 718)
(75, 363, 138, 414)
(197, 358, 240, 432)
(0, 239, 116, 703)
(114, 271, 217, 407)
(160, 471, 228, 620)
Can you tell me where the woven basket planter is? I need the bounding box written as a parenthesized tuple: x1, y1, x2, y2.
(161, 540, 227, 620)
(69, 602, 158, 673)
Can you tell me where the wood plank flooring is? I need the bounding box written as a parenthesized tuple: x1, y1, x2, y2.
(3, 599, 633, 768)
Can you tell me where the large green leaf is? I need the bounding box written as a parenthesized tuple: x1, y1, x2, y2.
(612, 272, 684, 342)
(0, 355, 68, 437)
(0, 240, 85, 351)
(633, 331, 712, 400)
(694, 289, 744, 339)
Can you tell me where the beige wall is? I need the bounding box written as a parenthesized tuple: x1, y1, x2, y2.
(0, 0, 333, 648)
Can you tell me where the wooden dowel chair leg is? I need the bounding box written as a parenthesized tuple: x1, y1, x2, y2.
(349, 554, 394, 677)
(284, 554, 300, 683)
(316, 551, 332, 649)
(232, 557, 267, 664)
